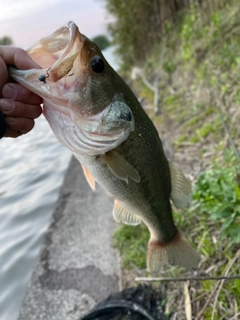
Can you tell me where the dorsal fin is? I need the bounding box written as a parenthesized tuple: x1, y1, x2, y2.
(113, 200, 141, 225)
(103, 151, 141, 184)
(169, 162, 192, 208)
(81, 165, 96, 190)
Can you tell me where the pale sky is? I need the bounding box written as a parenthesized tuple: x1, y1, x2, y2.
(0, 0, 111, 49)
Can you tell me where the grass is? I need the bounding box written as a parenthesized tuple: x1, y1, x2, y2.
(114, 1, 240, 319)
(113, 224, 148, 269)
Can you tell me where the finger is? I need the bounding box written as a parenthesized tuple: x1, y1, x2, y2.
(2, 83, 43, 104)
(0, 46, 40, 70)
(0, 99, 42, 119)
(4, 127, 23, 138)
(0, 46, 42, 95)
(5, 116, 35, 134)
(0, 57, 9, 95)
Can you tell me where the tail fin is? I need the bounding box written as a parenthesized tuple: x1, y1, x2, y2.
(147, 231, 200, 272)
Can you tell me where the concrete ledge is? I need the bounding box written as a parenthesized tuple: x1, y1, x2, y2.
(19, 156, 121, 320)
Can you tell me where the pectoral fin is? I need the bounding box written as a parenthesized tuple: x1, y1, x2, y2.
(169, 162, 192, 208)
(113, 200, 141, 225)
(103, 151, 141, 183)
(81, 165, 96, 190)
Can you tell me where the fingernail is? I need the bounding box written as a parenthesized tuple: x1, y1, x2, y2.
(0, 99, 15, 114)
(5, 117, 17, 125)
(2, 84, 17, 100)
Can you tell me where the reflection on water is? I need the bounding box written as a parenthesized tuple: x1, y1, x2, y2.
(0, 116, 71, 320)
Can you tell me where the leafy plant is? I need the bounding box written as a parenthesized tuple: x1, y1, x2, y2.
(192, 149, 240, 245)
(91, 35, 111, 51)
(0, 36, 13, 46)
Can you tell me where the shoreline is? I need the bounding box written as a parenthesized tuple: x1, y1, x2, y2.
(18, 156, 121, 319)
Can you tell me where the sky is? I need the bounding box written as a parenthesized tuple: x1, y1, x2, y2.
(0, 0, 111, 49)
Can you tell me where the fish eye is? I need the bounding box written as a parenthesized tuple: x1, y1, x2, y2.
(91, 56, 105, 73)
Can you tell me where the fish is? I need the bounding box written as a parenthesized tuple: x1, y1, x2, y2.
(9, 21, 200, 272)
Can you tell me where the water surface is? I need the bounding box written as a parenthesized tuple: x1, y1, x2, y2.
(0, 116, 71, 320)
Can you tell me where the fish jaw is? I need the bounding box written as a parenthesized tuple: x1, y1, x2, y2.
(9, 21, 135, 155)
(9, 21, 82, 102)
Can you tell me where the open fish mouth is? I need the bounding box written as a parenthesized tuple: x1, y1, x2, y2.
(9, 21, 135, 156)
(9, 21, 83, 106)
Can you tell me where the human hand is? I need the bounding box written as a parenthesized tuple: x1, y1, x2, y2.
(0, 46, 43, 138)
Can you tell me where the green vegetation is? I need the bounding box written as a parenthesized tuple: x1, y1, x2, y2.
(91, 34, 111, 51)
(193, 149, 240, 246)
(0, 36, 13, 46)
(113, 224, 148, 269)
(106, 0, 161, 68)
(108, 0, 240, 319)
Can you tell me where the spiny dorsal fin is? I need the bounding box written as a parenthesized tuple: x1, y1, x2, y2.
(81, 165, 96, 191)
(169, 162, 192, 208)
(113, 200, 141, 225)
(103, 151, 141, 183)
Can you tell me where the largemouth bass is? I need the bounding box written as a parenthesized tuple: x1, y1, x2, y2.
(9, 21, 199, 272)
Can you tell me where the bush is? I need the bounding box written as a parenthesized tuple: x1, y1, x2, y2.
(192, 149, 240, 245)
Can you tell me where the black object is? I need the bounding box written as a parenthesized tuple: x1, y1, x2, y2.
(81, 285, 167, 320)
(0, 111, 7, 139)
(38, 74, 47, 82)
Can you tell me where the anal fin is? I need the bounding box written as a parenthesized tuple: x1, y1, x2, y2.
(169, 162, 192, 208)
(81, 165, 96, 191)
(103, 151, 141, 183)
(113, 200, 141, 226)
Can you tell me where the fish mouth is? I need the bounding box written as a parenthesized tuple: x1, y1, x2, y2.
(9, 22, 135, 155)
(9, 21, 83, 106)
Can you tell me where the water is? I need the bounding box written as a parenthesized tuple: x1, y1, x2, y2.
(0, 116, 71, 320)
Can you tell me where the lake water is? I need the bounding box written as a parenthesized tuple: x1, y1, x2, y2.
(0, 116, 71, 320)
